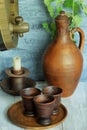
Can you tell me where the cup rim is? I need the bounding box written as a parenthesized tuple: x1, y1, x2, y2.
(42, 86, 62, 96)
(20, 87, 41, 98)
(33, 94, 56, 106)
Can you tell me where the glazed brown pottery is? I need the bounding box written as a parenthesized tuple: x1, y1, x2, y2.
(0, 77, 36, 96)
(20, 88, 41, 116)
(33, 94, 56, 126)
(5, 67, 30, 92)
(7, 101, 67, 129)
(43, 11, 85, 97)
(42, 86, 62, 115)
(9, 77, 25, 91)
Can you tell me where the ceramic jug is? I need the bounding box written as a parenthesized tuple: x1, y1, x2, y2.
(43, 11, 85, 97)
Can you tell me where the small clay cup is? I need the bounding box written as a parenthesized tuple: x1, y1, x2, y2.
(20, 88, 41, 116)
(33, 94, 56, 126)
(42, 86, 62, 115)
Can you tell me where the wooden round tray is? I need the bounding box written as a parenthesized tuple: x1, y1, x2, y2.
(7, 101, 68, 129)
(0, 78, 36, 96)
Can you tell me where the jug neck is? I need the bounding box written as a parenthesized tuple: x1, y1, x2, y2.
(55, 11, 71, 43)
(56, 22, 71, 42)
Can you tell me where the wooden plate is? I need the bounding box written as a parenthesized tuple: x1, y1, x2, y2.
(7, 101, 67, 129)
(0, 78, 36, 96)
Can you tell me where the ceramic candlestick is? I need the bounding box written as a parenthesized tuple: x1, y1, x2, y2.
(5, 67, 30, 92)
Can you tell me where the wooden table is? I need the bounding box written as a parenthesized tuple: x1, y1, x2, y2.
(0, 81, 87, 130)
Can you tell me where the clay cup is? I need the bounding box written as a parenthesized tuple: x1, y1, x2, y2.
(42, 86, 62, 115)
(33, 94, 56, 126)
(20, 87, 41, 116)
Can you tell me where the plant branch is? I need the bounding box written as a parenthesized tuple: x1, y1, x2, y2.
(72, 0, 74, 16)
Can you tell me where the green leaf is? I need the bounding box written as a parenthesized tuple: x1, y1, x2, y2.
(82, 4, 87, 14)
(43, 0, 87, 42)
(69, 16, 76, 29)
(44, 0, 49, 6)
(74, 15, 82, 26)
(50, 22, 56, 31)
(77, 0, 84, 5)
(56, 0, 64, 5)
(63, 0, 73, 8)
(48, 5, 55, 17)
(43, 0, 55, 18)
(42, 22, 50, 32)
(44, 0, 54, 6)
(74, 2, 81, 14)
(55, 7, 63, 15)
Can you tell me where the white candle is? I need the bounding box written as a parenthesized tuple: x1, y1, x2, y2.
(13, 56, 21, 71)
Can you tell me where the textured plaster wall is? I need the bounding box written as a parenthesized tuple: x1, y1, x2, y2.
(0, 0, 87, 81)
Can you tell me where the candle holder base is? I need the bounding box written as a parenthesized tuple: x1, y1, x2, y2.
(0, 77, 36, 96)
(0, 67, 36, 95)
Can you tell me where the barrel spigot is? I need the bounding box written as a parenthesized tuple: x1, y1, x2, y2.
(14, 16, 29, 37)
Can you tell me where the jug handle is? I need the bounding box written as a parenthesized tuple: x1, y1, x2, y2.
(70, 27, 85, 52)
